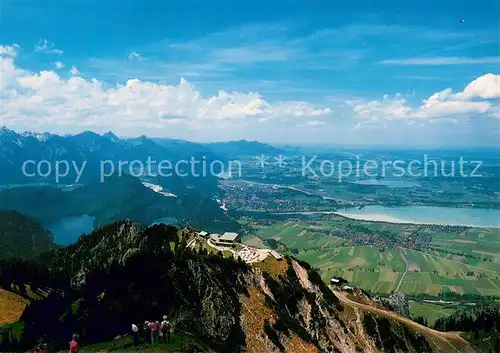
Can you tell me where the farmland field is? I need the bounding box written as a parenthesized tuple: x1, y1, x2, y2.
(408, 302, 457, 326)
(244, 217, 500, 297)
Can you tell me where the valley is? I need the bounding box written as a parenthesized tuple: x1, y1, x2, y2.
(1, 1, 499, 350)
(241, 216, 500, 296)
(0, 129, 499, 352)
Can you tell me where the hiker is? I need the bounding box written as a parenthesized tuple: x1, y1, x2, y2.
(155, 321, 161, 343)
(149, 320, 159, 344)
(132, 323, 139, 346)
(160, 316, 170, 344)
(69, 334, 80, 353)
(143, 321, 150, 342)
(167, 320, 172, 344)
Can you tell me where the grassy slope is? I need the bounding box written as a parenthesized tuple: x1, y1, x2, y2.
(0, 288, 28, 326)
(333, 288, 474, 353)
(409, 302, 457, 326)
(80, 334, 213, 353)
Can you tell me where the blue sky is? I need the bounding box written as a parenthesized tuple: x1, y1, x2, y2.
(0, 0, 499, 146)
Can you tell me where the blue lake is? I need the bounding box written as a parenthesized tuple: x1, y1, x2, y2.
(45, 214, 94, 245)
(352, 179, 419, 188)
(150, 217, 177, 226)
(335, 205, 500, 228)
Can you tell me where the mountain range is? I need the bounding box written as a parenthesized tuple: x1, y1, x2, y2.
(0, 127, 283, 186)
(0, 127, 284, 234)
(0, 211, 56, 260)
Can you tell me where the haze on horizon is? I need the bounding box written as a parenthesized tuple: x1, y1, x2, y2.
(0, 0, 499, 146)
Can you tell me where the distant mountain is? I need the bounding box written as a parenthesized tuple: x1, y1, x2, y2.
(103, 131, 120, 143)
(0, 211, 55, 260)
(0, 220, 472, 352)
(0, 127, 223, 185)
(153, 137, 220, 161)
(206, 139, 285, 158)
(66, 131, 171, 162)
(0, 129, 283, 185)
(0, 127, 99, 185)
(0, 174, 180, 227)
(0, 128, 248, 237)
(66, 130, 120, 154)
(0, 173, 236, 232)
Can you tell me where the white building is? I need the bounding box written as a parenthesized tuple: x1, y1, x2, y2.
(198, 231, 208, 238)
(220, 232, 240, 244)
(210, 234, 220, 243)
(209, 232, 240, 247)
(269, 250, 282, 260)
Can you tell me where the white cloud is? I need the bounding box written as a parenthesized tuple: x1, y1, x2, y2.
(380, 57, 500, 66)
(353, 93, 411, 120)
(455, 73, 500, 100)
(34, 39, 63, 55)
(0, 44, 20, 57)
(53, 61, 65, 69)
(272, 101, 331, 117)
(128, 52, 142, 60)
(70, 65, 80, 75)
(416, 95, 490, 118)
(428, 117, 459, 125)
(1, 54, 331, 134)
(352, 74, 500, 121)
(299, 120, 326, 127)
(354, 120, 386, 130)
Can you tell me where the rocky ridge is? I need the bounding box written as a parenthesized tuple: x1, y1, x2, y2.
(43, 220, 473, 352)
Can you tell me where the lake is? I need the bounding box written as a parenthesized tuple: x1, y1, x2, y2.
(45, 214, 94, 245)
(150, 216, 177, 226)
(335, 205, 500, 228)
(351, 179, 419, 188)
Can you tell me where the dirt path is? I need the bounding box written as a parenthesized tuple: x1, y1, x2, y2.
(394, 250, 409, 292)
(332, 289, 472, 352)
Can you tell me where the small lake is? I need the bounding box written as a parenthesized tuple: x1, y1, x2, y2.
(335, 205, 500, 228)
(351, 179, 419, 188)
(150, 217, 177, 227)
(45, 214, 94, 245)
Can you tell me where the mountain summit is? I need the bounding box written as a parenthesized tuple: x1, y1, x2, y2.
(1, 220, 472, 352)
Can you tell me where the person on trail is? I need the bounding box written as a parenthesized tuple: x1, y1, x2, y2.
(149, 320, 159, 344)
(142, 320, 150, 342)
(167, 320, 171, 344)
(155, 321, 161, 343)
(132, 323, 139, 346)
(69, 334, 80, 353)
(160, 316, 170, 344)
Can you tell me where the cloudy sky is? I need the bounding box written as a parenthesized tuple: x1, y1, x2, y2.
(0, 0, 499, 146)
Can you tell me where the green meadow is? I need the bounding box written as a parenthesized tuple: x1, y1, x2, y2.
(245, 219, 500, 297)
